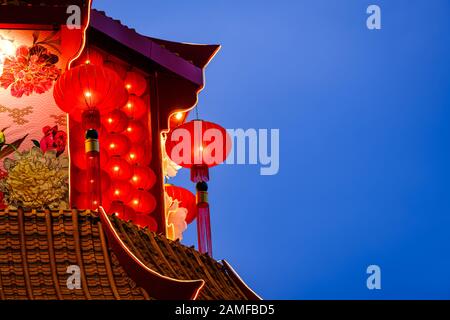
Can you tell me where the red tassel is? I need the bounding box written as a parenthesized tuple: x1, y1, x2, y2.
(85, 129, 102, 210)
(197, 203, 212, 257)
(196, 182, 212, 256)
(191, 164, 210, 183)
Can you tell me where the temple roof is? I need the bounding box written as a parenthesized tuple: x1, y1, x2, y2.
(0, 209, 252, 300)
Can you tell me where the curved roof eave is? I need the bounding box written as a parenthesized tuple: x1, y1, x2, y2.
(90, 9, 219, 87)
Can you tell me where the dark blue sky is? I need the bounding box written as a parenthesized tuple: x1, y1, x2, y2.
(94, 0, 450, 299)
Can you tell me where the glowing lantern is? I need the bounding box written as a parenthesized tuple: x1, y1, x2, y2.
(128, 190, 156, 214)
(53, 64, 128, 116)
(106, 156, 133, 181)
(164, 119, 232, 257)
(122, 94, 147, 119)
(124, 119, 146, 143)
(73, 48, 104, 66)
(103, 109, 129, 133)
(130, 165, 156, 190)
(54, 64, 128, 213)
(106, 180, 133, 203)
(104, 133, 131, 156)
(165, 184, 198, 225)
(165, 119, 232, 181)
(125, 145, 146, 165)
(125, 71, 147, 96)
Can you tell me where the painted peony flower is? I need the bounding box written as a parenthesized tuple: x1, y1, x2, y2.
(0, 45, 60, 98)
(0, 147, 69, 210)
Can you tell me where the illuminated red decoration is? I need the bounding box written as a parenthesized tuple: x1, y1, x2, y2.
(108, 201, 136, 221)
(170, 112, 186, 129)
(85, 129, 102, 210)
(103, 109, 129, 133)
(125, 71, 147, 96)
(130, 165, 156, 190)
(106, 156, 133, 181)
(81, 109, 101, 130)
(73, 169, 111, 194)
(124, 119, 146, 143)
(104, 60, 128, 78)
(125, 145, 146, 165)
(53, 64, 128, 115)
(72, 145, 108, 169)
(165, 184, 198, 225)
(73, 48, 104, 66)
(104, 133, 131, 156)
(128, 190, 156, 214)
(165, 120, 232, 182)
(134, 214, 158, 232)
(122, 94, 147, 119)
(165, 120, 231, 257)
(165, 120, 231, 170)
(106, 180, 133, 203)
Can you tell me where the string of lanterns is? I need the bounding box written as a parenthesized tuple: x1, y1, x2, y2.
(53, 46, 231, 255)
(53, 47, 158, 230)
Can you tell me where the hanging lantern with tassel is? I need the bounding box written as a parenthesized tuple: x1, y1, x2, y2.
(165, 119, 231, 256)
(54, 63, 128, 210)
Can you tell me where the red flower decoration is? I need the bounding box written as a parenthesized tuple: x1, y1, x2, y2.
(39, 125, 67, 156)
(0, 45, 60, 98)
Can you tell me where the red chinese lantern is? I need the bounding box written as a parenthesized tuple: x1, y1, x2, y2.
(106, 180, 133, 203)
(165, 184, 198, 225)
(104, 133, 131, 156)
(130, 165, 156, 190)
(104, 60, 128, 78)
(165, 120, 232, 181)
(108, 201, 136, 221)
(54, 64, 128, 213)
(106, 156, 133, 181)
(54, 64, 128, 115)
(73, 48, 104, 66)
(103, 109, 129, 133)
(124, 119, 146, 143)
(122, 94, 147, 119)
(128, 190, 156, 214)
(125, 145, 146, 165)
(165, 119, 232, 257)
(134, 214, 158, 231)
(125, 71, 147, 96)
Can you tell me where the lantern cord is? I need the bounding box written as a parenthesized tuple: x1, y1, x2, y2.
(195, 104, 199, 120)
